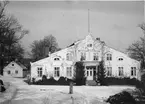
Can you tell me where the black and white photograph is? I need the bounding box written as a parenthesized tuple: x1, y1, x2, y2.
(0, 0, 144, 104)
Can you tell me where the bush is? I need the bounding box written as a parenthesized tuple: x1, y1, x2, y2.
(0, 79, 6, 92)
(104, 77, 140, 86)
(35, 77, 57, 85)
(42, 75, 47, 81)
(106, 91, 136, 104)
(57, 77, 68, 85)
(34, 76, 74, 85)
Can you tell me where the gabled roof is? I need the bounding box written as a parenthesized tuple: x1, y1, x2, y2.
(6, 61, 27, 69)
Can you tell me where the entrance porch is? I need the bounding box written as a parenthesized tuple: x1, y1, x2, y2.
(83, 61, 99, 81)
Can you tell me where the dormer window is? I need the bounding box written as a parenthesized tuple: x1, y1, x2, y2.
(54, 58, 60, 61)
(87, 44, 92, 47)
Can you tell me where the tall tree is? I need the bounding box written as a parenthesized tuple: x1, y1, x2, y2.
(0, 1, 29, 75)
(97, 60, 106, 85)
(127, 23, 145, 70)
(73, 61, 86, 85)
(30, 35, 59, 61)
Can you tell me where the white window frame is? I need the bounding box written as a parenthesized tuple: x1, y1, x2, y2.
(66, 67, 72, 77)
(131, 67, 136, 76)
(54, 58, 60, 61)
(54, 67, 60, 77)
(106, 54, 112, 61)
(81, 52, 86, 60)
(37, 67, 42, 77)
(86, 68, 93, 77)
(87, 44, 92, 47)
(118, 58, 123, 61)
(106, 67, 112, 76)
(118, 67, 124, 76)
(93, 53, 98, 60)
(66, 53, 72, 61)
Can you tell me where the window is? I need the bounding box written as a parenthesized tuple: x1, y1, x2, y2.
(54, 67, 60, 77)
(66, 67, 72, 77)
(66, 53, 72, 61)
(15, 70, 18, 74)
(106, 67, 112, 76)
(87, 44, 92, 47)
(8, 70, 11, 74)
(81, 52, 86, 61)
(131, 67, 136, 76)
(118, 58, 123, 61)
(93, 53, 98, 60)
(86, 68, 93, 76)
(106, 54, 112, 61)
(118, 67, 124, 76)
(54, 58, 60, 61)
(37, 67, 42, 77)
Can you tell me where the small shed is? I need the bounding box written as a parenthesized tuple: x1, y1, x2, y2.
(3, 61, 27, 78)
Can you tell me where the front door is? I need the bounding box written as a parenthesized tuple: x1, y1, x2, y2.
(86, 66, 96, 80)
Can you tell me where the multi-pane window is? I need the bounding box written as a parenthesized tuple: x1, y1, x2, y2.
(86, 68, 93, 76)
(66, 67, 72, 77)
(81, 52, 86, 61)
(8, 70, 11, 74)
(15, 70, 18, 74)
(118, 67, 124, 76)
(87, 44, 92, 47)
(66, 53, 72, 61)
(106, 54, 112, 61)
(131, 67, 136, 76)
(93, 53, 98, 60)
(54, 67, 60, 77)
(54, 58, 60, 61)
(37, 67, 42, 77)
(106, 67, 112, 76)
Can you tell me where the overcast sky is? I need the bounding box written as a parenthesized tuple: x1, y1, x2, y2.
(5, 1, 144, 57)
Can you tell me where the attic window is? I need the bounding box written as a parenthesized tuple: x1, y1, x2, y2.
(12, 64, 14, 66)
(118, 58, 123, 61)
(87, 44, 92, 47)
(54, 58, 60, 61)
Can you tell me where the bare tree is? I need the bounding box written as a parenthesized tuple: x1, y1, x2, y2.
(0, 1, 29, 75)
(30, 35, 59, 61)
(127, 23, 145, 70)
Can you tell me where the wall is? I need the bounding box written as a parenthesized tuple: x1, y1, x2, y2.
(3, 62, 23, 77)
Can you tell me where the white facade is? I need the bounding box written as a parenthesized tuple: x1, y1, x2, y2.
(31, 35, 140, 81)
(3, 61, 27, 78)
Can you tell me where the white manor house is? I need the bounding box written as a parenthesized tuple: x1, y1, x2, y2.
(30, 34, 141, 81)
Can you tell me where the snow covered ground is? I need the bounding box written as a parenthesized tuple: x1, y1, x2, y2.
(0, 76, 135, 104)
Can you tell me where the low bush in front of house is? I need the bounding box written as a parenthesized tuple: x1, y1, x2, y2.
(33, 76, 73, 85)
(104, 77, 141, 86)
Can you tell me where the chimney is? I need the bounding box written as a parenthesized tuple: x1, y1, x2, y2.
(48, 52, 51, 57)
(96, 38, 100, 41)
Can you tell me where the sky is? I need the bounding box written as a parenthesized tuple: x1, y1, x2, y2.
(5, 1, 144, 57)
